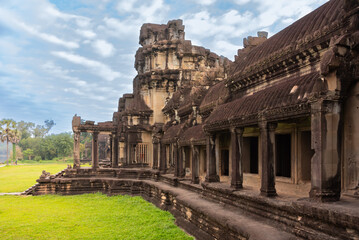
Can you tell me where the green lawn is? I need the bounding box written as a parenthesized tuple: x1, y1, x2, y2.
(0, 194, 193, 240)
(0, 163, 68, 192)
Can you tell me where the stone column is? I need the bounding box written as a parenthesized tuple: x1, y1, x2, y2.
(152, 140, 159, 169)
(231, 128, 244, 189)
(159, 142, 167, 173)
(259, 122, 277, 197)
(174, 143, 179, 177)
(111, 132, 119, 168)
(109, 135, 113, 164)
(310, 99, 341, 201)
(205, 134, 219, 182)
(92, 131, 99, 169)
(191, 145, 200, 184)
(169, 144, 173, 167)
(73, 131, 81, 169)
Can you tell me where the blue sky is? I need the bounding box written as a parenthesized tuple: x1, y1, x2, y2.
(0, 0, 328, 134)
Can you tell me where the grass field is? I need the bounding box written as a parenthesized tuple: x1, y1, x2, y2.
(0, 163, 68, 192)
(0, 194, 193, 240)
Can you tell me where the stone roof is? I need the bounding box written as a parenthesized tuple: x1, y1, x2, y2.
(124, 95, 152, 116)
(204, 71, 320, 131)
(179, 124, 206, 146)
(163, 87, 191, 113)
(178, 86, 208, 117)
(229, 0, 347, 84)
(162, 123, 184, 143)
(199, 81, 230, 114)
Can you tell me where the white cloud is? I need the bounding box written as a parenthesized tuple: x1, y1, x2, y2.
(253, 0, 328, 28)
(233, 0, 251, 5)
(44, 4, 90, 25)
(42, 61, 70, 75)
(92, 40, 115, 57)
(0, 8, 79, 49)
(117, 0, 137, 13)
(70, 79, 88, 87)
(101, 17, 139, 39)
(51, 51, 121, 81)
(197, 0, 217, 5)
(116, 0, 169, 22)
(282, 18, 295, 25)
(0, 38, 21, 56)
(64, 88, 85, 96)
(76, 29, 97, 39)
(0, 62, 33, 77)
(212, 40, 242, 59)
(182, 10, 253, 39)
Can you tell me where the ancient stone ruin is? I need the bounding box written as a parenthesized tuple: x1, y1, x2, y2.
(27, 1, 359, 239)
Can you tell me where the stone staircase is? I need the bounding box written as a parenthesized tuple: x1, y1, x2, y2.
(22, 169, 66, 195)
(22, 183, 40, 195)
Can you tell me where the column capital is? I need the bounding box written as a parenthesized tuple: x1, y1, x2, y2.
(258, 121, 267, 131)
(268, 123, 277, 132)
(259, 121, 277, 132)
(230, 127, 244, 134)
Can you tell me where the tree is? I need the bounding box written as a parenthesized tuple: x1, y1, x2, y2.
(44, 120, 55, 133)
(16, 121, 35, 139)
(32, 120, 56, 138)
(10, 129, 21, 164)
(23, 149, 34, 160)
(0, 119, 16, 165)
(32, 125, 48, 138)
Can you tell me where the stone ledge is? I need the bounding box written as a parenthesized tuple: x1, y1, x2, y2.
(29, 173, 359, 240)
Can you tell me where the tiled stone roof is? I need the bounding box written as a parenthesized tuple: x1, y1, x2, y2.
(162, 123, 184, 143)
(125, 96, 152, 115)
(205, 71, 320, 131)
(229, 0, 345, 81)
(179, 124, 206, 146)
(199, 81, 229, 113)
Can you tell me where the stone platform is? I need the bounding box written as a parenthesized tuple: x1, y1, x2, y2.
(26, 167, 359, 240)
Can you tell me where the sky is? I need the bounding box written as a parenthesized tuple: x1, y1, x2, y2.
(0, 0, 328, 134)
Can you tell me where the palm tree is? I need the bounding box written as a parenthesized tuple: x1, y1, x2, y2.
(10, 129, 21, 165)
(0, 119, 16, 165)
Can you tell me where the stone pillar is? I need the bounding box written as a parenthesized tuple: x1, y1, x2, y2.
(169, 144, 173, 167)
(205, 134, 219, 182)
(109, 135, 113, 164)
(259, 122, 277, 197)
(92, 131, 99, 169)
(73, 131, 81, 169)
(174, 143, 179, 177)
(111, 132, 119, 168)
(191, 145, 200, 184)
(159, 142, 167, 173)
(231, 128, 244, 189)
(310, 99, 341, 201)
(152, 141, 159, 169)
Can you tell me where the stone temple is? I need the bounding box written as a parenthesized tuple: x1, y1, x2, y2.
(27, 0, 359, 239)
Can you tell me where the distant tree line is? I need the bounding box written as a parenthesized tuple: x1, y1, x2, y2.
(0, 119, 75, 164)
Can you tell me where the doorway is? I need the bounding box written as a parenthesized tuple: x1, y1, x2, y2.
(243, 137, 259, 174)
(276, 134, 291, 178)
(221, 149, 229, 176)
